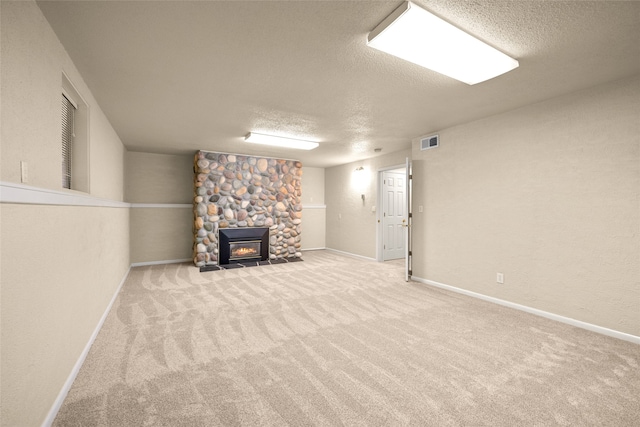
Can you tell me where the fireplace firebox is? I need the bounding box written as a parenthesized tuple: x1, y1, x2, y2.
(218, 228, 269, 265)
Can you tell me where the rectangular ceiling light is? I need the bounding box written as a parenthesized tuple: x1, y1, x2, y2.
(367, 1, 519, 85)
(245, 132, 319, 150)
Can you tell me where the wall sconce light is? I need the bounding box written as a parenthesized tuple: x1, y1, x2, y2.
(354, 166, 366, 202)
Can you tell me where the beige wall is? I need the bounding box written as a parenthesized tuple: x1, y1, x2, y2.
(301, 166, 325, 205)
(0, 206, 130, 425)
(0, 2, 130, 425)
(411, 75, 640, 336)
(301, 166, 326, 249)
(125, 151, 194, 263)
(90, 108, 126, 200)
(130, 207, 193, 263)
(125, 151, 194, 204)
(325, 149, 411, 259)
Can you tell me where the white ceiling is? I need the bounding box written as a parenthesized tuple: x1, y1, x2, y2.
(37, 0, 640, 168)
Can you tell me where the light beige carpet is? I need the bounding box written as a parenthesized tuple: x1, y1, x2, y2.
(54, 250, 639, 426)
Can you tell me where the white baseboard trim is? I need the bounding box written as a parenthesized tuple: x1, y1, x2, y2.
(325, 248, 377, 262)
(301, 247, 326, 251)
(411, 276, 640, 345)
(130, 258, 192, 267)
(42, 266, 131, 427)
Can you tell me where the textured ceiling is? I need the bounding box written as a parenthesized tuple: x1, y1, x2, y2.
(37, 0, 640, 167)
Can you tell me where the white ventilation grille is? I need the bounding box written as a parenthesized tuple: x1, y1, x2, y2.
(420, 135, 439, 150)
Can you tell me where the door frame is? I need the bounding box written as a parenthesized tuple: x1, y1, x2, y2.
(376, 163, 407, 262)
(405, 157, 412, 282)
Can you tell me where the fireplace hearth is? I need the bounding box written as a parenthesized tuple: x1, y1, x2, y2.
(219, 228, 269, 265)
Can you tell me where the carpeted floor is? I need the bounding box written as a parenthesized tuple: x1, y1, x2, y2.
(54, 250, 640, 426)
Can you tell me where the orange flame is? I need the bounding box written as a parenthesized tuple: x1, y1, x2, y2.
(233, 247, 258, 256)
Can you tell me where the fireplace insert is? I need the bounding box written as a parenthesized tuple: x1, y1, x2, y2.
(218, 228, 269, 264)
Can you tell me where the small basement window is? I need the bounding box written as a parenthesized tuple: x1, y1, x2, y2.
(61, 93, 75, 189)
(61, 73, 89, 192)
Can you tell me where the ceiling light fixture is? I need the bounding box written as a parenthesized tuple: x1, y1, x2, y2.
(245, 132, 319, 150)
(367, 1, 519, 85)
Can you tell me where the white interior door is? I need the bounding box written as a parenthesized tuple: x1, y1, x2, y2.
(382, 170, 406, 260)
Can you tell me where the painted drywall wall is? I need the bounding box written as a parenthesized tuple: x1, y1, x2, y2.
(300, 206, 326, 250)
(300, 166, 326, 249)
(325, 149, 411, 259)
(0, 206, 130, 425)
(0, 2, 130, 425)
(89, 106, 126, 200)
(411, 75, 640, 336)
(125, 151, 194, 263)
(130, 207, 193, 263)
(125, 151, 194, 204)
(300, 166, 325, 205)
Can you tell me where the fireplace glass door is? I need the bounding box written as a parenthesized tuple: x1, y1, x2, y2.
(229, 240, 262, 261)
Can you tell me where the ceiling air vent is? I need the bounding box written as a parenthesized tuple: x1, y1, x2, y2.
(421, 135, 439, 150)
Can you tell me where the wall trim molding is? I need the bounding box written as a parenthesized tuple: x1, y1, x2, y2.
(130, 203, 192, 208)
(42, 266, 131, 427)
(411, 276, 640, 345)
(325, 247, 377, 262)
(0, 183, 196, 209)
(0, 181, 128, 208)
(302, 204, 326, 209)
(131, 258, 192, 267)
(301, 247, 326, 251)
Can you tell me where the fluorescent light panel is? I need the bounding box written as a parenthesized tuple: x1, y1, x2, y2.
(367, 1, 519, 85)
(245, 132, 319, 150)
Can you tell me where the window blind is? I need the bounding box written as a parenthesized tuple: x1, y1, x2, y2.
(61, 93, 75, 189)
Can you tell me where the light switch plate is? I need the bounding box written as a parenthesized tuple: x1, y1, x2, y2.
(20, 161, 28, 183)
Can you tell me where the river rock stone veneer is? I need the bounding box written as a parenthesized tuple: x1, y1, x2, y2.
(193, 151, 303, 267)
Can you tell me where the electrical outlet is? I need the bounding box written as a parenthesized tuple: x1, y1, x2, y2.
(338, 213, 342, 220)
(20, 161, 28, 183)
(419, 205, 423, 213)
(497, 273, 504, 284)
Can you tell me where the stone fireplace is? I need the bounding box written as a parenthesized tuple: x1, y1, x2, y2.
(193, 151, 303, 267)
